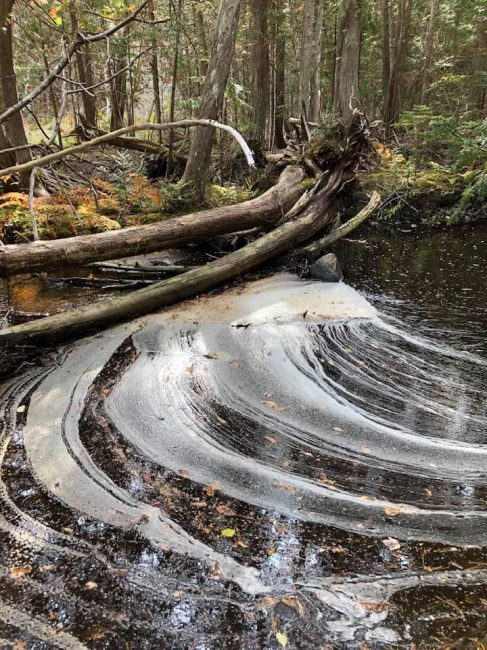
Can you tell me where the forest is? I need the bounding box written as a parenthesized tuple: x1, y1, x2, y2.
(0, 0, 486, 648)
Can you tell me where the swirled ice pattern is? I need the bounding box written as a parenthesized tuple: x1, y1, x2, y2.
(23, 273, 487, 554)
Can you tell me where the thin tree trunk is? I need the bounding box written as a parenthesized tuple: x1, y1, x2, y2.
(274, 0, 286, 149)
(309, 0, 325, 122)
(181, 0, 241, 199)
(299, 0, 315, 117)
(381, 0, 391, 107)
(70, 6, 97, 125)
(150, 1, 163, 141)
(167, 0, 182, 174)
(333, 0, 362, 121)
(250, 0, 270, 146)
(384, 0, 413, 126)
(419, 0, 438, 104)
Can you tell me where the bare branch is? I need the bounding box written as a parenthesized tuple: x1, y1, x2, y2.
(0, 120, 256, 178)
(0, 0, 151, 126)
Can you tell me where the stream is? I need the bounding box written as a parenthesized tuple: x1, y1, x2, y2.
(0, 227, 486, 649)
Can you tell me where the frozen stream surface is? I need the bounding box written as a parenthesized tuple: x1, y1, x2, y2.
(0, 229, 486, 648)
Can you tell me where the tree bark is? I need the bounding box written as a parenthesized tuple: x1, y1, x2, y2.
(180, 0, 241, 199)
(0, 167, 305, 275)
(419, 0, 438, 105)
(333, 0, 362, 121)
(274, 0, 286, 149)
(70, 5, 98, 125)
(381, 0, 391, 106)
(250, 0, 270, 146)
(0, 0, 32, 190)
(384, 0, 413, 126)
(150, 0, 163, 140)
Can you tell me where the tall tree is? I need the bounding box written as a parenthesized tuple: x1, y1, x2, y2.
(0, 0, 32, 189)
(333, 0, 362, 121)
(384, 0, 413, 126)
(274, 0, 286, 148)
(419, 0, 438, 104)
(299, 0, 325, 121)
(181, 0, 241, 199)
(250, 0, 270, 146)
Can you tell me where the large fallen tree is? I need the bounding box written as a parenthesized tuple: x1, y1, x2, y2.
(0, 115, 379, 348)
(0, 166, 304, 275)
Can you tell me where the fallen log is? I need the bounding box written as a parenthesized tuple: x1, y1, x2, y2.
(0, 166, 305, 276)
(0, 116, 368, 347)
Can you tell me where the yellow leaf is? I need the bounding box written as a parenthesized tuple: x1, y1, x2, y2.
(276, 631, 288, 649)
(221, 528, 236, 538)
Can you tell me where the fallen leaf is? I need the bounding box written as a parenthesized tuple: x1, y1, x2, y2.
(331, 546, 346, 554)
(262, 400, 286, 412)
(382, 537, 401, 551)
(276, 631, 288, 649)
(363, 601, 388, 613)
(206, 482, 221, 497)
(221, 528, 236, 538)
(258, 596, 276, 608)
(173, 590, 184, 597)
(10, 566, 31, 577)
(235, 540, 248, 548)
(265, 436, 278, 444)
(384, 506, 401, 517)
(85, 581, 97, 590)
(216, 505, 236, 516)
(185, 365, 194, 373)
(275, 482, 296, 494)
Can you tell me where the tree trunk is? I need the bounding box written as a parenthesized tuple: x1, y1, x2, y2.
(70, 6, 97, 125)
(333, 0, 362, 121)
(180, 0, 241, 199)
(0, 0, 32, 190)
(274, 0, 286, 149)
(381, 0, 391, 107)
(0, 167, 304, 276)
(309, 0, 325, 122)
(419, 0, 438, 105)
(250, 0, 270, 146)
(384, 0, 413, 126)
(109, 33, 128, 131)
(471, 18, 487, 113)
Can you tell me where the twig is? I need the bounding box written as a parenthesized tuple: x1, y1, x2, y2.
(0, 120, 256, 178)
(0, 0, 151, 126)
(28, 169, 40, 241)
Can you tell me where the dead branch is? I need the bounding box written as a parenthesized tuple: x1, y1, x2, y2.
(0, 0, 151, 126)
(0, 120, 255, 178)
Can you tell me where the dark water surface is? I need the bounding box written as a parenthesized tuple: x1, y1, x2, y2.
(0, 227, 486, 649)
